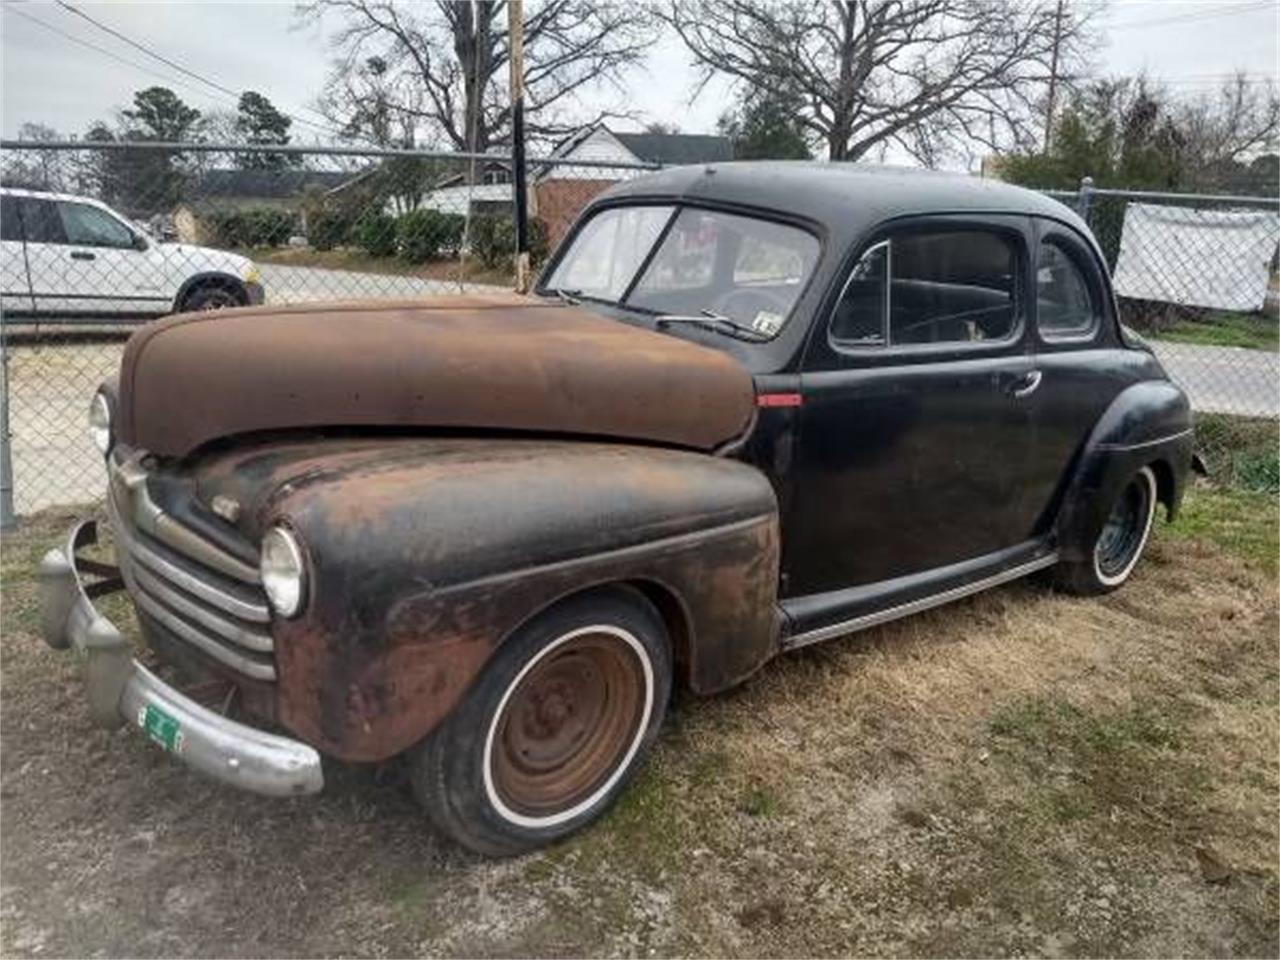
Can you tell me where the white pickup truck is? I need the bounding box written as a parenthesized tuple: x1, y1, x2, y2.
(1, 187, 263, 318)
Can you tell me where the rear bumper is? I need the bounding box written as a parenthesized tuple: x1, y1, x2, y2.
(38, 520, 323, 797)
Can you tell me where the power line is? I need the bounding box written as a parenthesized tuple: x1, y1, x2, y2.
(54, 0, 242, 99)
(4, 4, 239, 111)
(1110, 1, 1273, 31)
(46, 0, 345, 140)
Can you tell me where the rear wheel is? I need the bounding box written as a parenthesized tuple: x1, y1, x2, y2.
(1054, 465, 1158, 595)
(410, 587, 671, 856)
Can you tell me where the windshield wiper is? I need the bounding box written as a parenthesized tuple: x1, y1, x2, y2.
(537, 287, 581, 306)
(654, 309, 770, 343)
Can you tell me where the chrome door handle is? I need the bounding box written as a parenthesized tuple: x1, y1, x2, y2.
(1010, 369, 1043, 399)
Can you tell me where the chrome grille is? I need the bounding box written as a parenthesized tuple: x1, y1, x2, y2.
(107, 451, 275, 682)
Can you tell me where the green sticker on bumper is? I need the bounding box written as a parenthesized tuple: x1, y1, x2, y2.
(140, 703, 184, 754)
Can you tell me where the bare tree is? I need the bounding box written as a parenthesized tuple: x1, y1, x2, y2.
(662, 0, 1099, 166)
(1177, 72, 1279, 178)
(299, 0, 657, 153)
(0, 123, 71, 191)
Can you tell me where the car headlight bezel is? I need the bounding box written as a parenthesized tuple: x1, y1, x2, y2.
(88, 390, 112, 455)
(260, 524, 307, 618)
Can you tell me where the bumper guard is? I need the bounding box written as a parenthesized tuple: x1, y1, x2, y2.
(38, 520, 323, 797)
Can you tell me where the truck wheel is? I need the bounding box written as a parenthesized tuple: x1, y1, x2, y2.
(410, 587, 672, 856)
(1054, 465, 1158, 596)
(180, 282, 242, 312)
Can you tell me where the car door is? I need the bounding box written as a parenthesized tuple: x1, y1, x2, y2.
(55, 199, 165, 315)
(787, 216, 1041, 597)
(1019, 220, 1134, 530)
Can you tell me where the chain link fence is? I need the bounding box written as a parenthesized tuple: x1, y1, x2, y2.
(0, 141, 650, 516)
(1, 142, 1277, 518)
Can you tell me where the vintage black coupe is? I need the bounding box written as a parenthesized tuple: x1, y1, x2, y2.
(42, 163, 1193, 855)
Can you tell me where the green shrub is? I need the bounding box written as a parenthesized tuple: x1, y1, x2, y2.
(1194, 413, 1280, 492)
(397, 209, 466, 263)
(469, 214, 548, 269)
(245, 208, 295, 247)
(308, 210, 352, 251)
(201, 210, 247, 248)
(1234, 450, 1280, 494)
(351, 210, 397, 258)
(202, 207, 295, 248)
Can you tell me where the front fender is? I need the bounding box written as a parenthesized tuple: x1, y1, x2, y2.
(195, 438, 780, 762)
(1054, 380, 1194, 563)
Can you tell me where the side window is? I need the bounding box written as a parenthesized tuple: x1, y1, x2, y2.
(830, 229, 1018, 349)
(831, 241, 889, 345)
(889, 231, 1017, 345)
(1037, 240, 1099, 341)
(58, 202, 135, 249)
(0, 196, 21, 241)
(18, 198, 66, 244)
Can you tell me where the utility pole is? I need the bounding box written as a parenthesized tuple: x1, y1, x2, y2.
(508, 0, 530, 294)
(1044, 0, 1066, 153)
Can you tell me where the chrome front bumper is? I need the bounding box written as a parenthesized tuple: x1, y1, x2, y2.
(38, 520, 323, 797)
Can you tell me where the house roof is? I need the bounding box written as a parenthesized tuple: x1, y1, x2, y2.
(192, 168, 357, 200)
(611, 131, 732, 166)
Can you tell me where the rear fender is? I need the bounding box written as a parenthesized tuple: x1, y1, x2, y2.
(1054, 380, 1194, 563)
(217, 439, 780, 763)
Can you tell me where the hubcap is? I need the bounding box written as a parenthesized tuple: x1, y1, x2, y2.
(1096, 475, 1152, 579)
(490, 632, 646, 818)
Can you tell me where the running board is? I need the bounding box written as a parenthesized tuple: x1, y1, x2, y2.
(780, 552, 1059, 652)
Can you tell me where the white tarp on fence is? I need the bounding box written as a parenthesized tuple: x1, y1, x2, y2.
(1112, 202, 1280, 312)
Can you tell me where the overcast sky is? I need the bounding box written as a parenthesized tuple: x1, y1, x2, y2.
(2, 0, 1277, 164)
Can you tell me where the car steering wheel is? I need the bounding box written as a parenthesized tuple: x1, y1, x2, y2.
(710, 288, 793, 327)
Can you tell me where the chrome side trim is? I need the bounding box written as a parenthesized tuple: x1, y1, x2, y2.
(108, 494, 269, 623)
(128, 562, 273, 653)
(111, 452, 260, 584)
(781, 552, 1059, 651)
(1095, 427, 1193, 452)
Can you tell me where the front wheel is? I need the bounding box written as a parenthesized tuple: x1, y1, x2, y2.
(180, 282, 243, 313)
(1054, 465, 1159, 596)
(410, 587, 672, 856)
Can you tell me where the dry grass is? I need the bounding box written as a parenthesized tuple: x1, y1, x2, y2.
(0, 488, 1276, 957)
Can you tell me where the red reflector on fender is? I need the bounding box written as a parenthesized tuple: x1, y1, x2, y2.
(756, 392, 803, 408)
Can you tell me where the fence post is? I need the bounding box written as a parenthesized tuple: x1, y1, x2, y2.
(0, 331, 15, 530)
(508, 0, 530, 294)
(1076, 175, 1095, 226)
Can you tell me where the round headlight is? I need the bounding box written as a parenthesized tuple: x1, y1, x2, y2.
(88, 391, 112, 455)
(260, 525, 307, 618)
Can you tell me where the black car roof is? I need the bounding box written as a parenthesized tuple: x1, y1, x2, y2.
(598, 161, 1088, 241)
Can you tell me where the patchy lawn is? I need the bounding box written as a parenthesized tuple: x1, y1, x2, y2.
(0, 487, 1276, 957)
(1146, 311, 1279, 354)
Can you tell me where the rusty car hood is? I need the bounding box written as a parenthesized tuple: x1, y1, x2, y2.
(117, 295, 755, 457)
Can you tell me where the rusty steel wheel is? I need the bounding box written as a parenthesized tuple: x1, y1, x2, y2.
(410, 587, 671, 856)
(485, 626, 652, 827)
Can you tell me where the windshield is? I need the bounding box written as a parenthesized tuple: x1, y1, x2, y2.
(545, 205, 820, 338)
